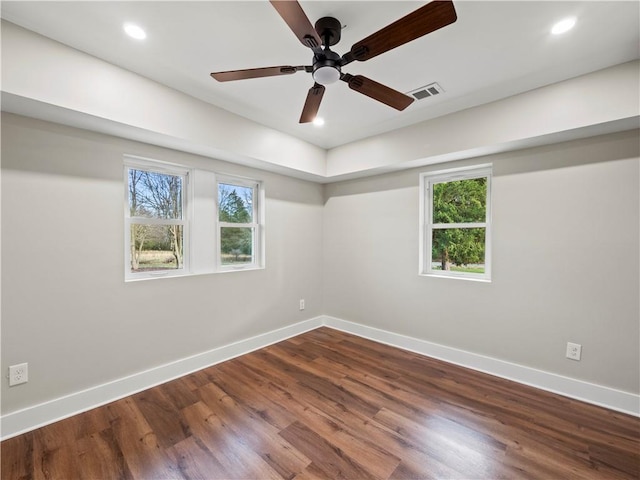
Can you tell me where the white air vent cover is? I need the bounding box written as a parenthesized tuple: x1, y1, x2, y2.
(407, 82, 444, 100)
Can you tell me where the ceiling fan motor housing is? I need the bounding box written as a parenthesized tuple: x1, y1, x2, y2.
(312, 49, 341, 84)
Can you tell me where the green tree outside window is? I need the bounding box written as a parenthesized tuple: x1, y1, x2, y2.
(431, 176, 488, 273)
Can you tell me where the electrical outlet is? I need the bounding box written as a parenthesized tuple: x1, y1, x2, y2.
(299, 299, 305, 311)
(9, 363, 28, 386)
(566, 342, 582, 361)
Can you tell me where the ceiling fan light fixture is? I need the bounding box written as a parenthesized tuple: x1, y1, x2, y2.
(312, 65, 340, 85)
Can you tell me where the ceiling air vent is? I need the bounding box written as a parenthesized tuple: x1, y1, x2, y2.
(407, 82, 444, 100)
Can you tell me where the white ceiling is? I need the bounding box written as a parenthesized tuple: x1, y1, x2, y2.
(1, 1, 638, 150)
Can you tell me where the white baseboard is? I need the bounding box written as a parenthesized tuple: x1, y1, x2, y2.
(1, 317, 323, 440)
(3, 314, 637, 440)
(321, 315, 640, 417)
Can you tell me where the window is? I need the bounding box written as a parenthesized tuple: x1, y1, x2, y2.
(217, 176, 262, 270)
(125, 159, 189, 280)
(124, 158, 264, 280)
(420, 165, 492, 280)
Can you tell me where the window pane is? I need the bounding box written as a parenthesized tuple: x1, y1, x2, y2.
(130, 224, 184, 272)
(433, 177, 486, 223)
(220, 227, 254, 265)
(218, 183, 253, 223)
(432, 227, 485, 274)
(129, 169, 183, 219)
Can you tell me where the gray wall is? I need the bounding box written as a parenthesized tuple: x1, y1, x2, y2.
(1, 113, 324, 413)
(323, 129, 640, 394)
(2, 112, 639, 417)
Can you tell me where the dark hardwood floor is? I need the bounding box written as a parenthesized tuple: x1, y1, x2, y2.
(2, 327, 639, 479)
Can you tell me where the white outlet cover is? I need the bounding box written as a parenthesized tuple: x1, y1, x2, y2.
(566, 342, 582, 361)
(9, 362, 29, 386)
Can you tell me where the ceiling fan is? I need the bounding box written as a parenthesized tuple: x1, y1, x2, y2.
(210, 1, 457, 123)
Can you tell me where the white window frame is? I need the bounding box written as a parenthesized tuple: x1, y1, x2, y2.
(419, 164, 492, 281)
(215, 174, 264, 272)
(124, 156, 191, 281)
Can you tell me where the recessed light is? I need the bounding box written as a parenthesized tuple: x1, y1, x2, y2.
(551, 17, 576, 35)
(123, 23, 146, 40)
(313, 117, 325, 126)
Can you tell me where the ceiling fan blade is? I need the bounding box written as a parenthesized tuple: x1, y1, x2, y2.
(343, 0, 457, 64)
(211, 66, 307, 82)
(341, 74, 414, 111)
(270, 0, 322, 50)
(299, 83, 325, 123)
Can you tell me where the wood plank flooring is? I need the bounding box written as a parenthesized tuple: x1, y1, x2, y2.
(2, 327, 639, 479)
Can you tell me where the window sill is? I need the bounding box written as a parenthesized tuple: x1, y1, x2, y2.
(125, 270, 189, 282)
(125, 265, 264, 281)
(216, 265, 264, 274)
(419, 272, 492, 283)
